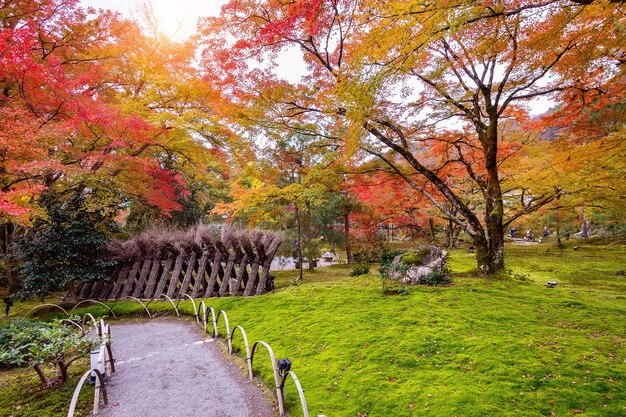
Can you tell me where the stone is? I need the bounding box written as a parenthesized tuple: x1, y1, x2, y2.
(388, 246, 448, 285)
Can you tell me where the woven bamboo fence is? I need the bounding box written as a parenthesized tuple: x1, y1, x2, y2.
(76, 224, 283, 300)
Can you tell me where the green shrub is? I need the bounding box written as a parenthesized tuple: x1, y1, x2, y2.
(0, 318, 97, 388)
(350, 262, 370, 276)
(420, 270, 451, 286)
(380, 248, 405, 266)
(14, 194, 117, 300)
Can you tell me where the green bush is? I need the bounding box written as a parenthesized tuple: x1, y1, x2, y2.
(420, 270, 451, 286)
(350, 262, 370, 276)
(14, 194, 117, 300)
(0, 318, 97, 388)
(380, 248, 405, 266)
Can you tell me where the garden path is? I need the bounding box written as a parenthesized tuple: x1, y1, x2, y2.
(99, 319, 276, 417)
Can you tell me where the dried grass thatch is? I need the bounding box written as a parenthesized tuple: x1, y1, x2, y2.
(106, 223, 283, 262)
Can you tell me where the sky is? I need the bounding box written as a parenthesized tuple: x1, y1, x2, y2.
(81, 0, 228, 39)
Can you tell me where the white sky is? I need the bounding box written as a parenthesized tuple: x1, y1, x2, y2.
(81, 0, 227, 38)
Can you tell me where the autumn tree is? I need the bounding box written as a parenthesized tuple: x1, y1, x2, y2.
(201, 0, 624, 274)
(0, 0, 227, 293)
(215, 132, 339, 280)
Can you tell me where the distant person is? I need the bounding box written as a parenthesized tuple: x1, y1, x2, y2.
(509, 227, 517, 238)
(542, 226, 549, 238)
(526, 229, 534, 241)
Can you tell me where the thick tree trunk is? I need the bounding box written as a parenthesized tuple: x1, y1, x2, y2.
(56, 361, 68, 383)
(479, 126, 505, 274)
(295, 203, 303, 282)
(67, 282, 78, 303)
(33, 363, 52, 388)
(344, 211, 352, 265)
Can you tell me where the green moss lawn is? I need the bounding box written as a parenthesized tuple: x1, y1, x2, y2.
(2, 240, 625, 416)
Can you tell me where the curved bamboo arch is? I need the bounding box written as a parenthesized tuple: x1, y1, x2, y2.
(100, 320, 115, 373)
(145, 294, 180, 318)
(204, 305, 218, 336)
(62, 318, 84, 333)
(281, 371, 309, 417)
(214, 310, 232, 353)
(229, 325, 253, 380)
(69, 300, 117, 319)
(120, 296, 152, 318)
(176, 294, 199, 324)
(22, 303, 69, 318)
(82, 313, 99, 333)
(199, 301, 208, 332)
(250, 340, 284, 415)
(66, 368, 108, 417)
(97, 338, 114, 379)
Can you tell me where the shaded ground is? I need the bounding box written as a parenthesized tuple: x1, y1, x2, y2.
(100, 319, 276, 417)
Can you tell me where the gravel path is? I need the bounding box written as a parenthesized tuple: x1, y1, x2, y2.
(99, 319, 276, 417)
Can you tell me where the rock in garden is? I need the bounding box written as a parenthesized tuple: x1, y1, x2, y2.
(388, 246, 449, 285)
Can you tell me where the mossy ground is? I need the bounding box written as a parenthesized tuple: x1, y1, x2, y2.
(1, 239, 625, 416)
(0, 358, 92, 417)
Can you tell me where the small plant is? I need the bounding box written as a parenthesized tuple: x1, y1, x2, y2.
(350, 262, 370, 276)
(420, 270, 451, 286)
(512, 272, 532, 282)
(504, 268, 532, 283)
(381, 277, 410, 295)
(0, 318, 98, 388)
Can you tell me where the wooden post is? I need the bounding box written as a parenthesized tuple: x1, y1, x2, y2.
(109, 263, 131, 300)
(191, 251, 210, 298)
(178, 251, 198, 297)
(218, 247, 237, 297)
(132, 259, 153, 298)
(231, 255, 249, 296)
(77, 281, 92, 299)
(166, 252, 186, 298)
(120, 259, 142, 299)
(256, 236, 284, 295)
(243, 255, 261, 296)
(204, 250, 222, 298)
(145, 257, 170, 299)
(96, 265, 120, 300)
(89, 281, 104, 300)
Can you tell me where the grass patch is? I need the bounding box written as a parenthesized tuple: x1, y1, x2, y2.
(2, 240, 625, 416)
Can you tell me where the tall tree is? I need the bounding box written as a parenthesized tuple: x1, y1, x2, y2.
(0, 0, 227, 292)
(200, 0, 624, 274)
